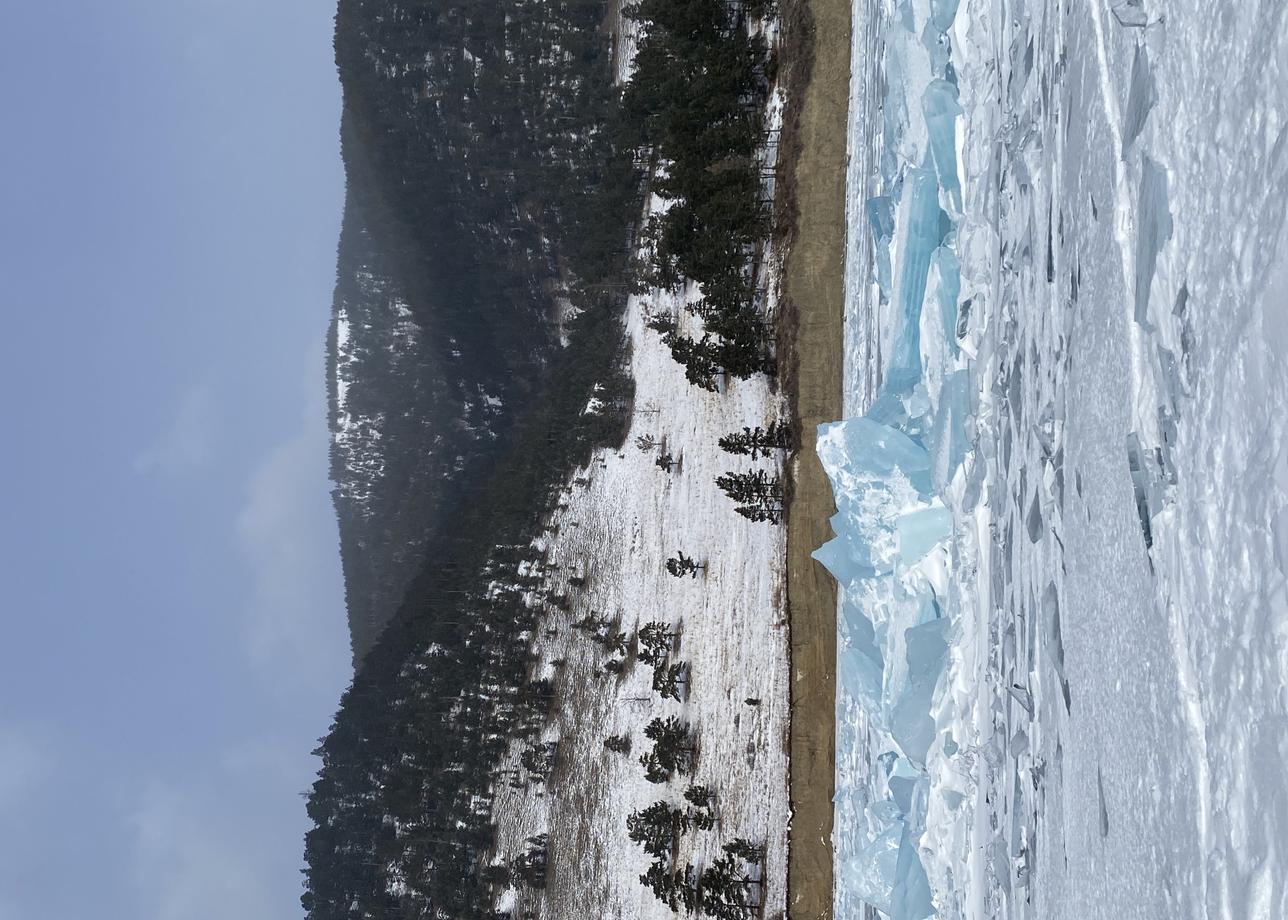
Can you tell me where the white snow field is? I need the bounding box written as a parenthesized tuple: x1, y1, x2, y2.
(489, 59, 792, 911)
(820, 0, 1288, 918)
(489, 261, 792, 919)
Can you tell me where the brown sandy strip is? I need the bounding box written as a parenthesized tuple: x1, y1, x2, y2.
(775, 0, 850, 916)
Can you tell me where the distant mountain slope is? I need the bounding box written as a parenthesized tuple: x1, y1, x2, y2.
(327, 0, 638, 659)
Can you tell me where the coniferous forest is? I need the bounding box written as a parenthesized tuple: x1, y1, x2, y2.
(309, 0, 777, 917)
(328, 0, 641, 658)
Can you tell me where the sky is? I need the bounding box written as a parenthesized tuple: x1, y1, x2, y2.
(0, 2, 351, 918)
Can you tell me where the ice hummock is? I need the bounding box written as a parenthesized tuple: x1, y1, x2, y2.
(819, 2, 975, 915)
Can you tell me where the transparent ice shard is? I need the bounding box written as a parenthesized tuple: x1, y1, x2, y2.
(928, 370, 970, 491)
(888, 168, 949, 392)
(1111, 0, 1148, 27)
(928, 0, 960, 33)
(870, 195, 897, 302)
(1134, 158, 1173, 326)
(923, 80, 964, 212)
(846, 820, 903, 916)
(889, 617, 949, 767)
(1122, 43, 1156, 156)
(898, 505, 952, 564)
(840, 608, 886, 711)
(891, 827, 936, 920)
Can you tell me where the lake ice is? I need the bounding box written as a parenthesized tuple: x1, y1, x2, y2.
(821, 0, 1288, 916)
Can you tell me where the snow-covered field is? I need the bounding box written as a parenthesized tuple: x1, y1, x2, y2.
(485, 13, 798, 916)
(824, 0, 1288, 917)
(490, 262, 791, 918)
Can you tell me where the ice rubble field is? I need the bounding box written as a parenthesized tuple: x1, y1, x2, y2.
(819, 0, 1288, 918)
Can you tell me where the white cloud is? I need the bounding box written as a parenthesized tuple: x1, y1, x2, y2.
(129, 781, 280, 920)
(0, 726, 49, 811)
(235, 350, 348, 689)
(133, 386, 217, 476)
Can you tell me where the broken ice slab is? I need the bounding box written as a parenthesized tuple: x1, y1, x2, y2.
(816, 417, 936, 500)
(931, 246, 961, 355)
(891, 822, 936, 920)
(919, 248, 961, 409)
(928, 370, 970, 492)
(1007, 684, 1033, 715)
(844, 819, 936, 920)
(889, 618, 949, 767)
(1041, 581, 1072, 711)
(897, 504, 953, 564)
(1134, 157, 1173, 326)
(845, 820, 903, 916)
(1127, 431, 1173, 549)
(1156, 344, 1186, 418)
(1122, 44, 1157, 157)
(1111, 0, 1148, 27)
(928, 0, 961, 35)
(888, 167, 950, 394)
(814, 534, 877, 585)
(869, 195, 896, 302)
(869, 193, 897, 241)
(1026, 489, 1044, 543)
(886, 756, 928, 821)
(840, 607, 886, 711)
(923, 80, 964, 213)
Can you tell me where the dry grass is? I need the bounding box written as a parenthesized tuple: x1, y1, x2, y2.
(774, 0, 851, 915)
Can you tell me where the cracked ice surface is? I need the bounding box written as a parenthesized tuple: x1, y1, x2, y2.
(830, 0, 1288, 917)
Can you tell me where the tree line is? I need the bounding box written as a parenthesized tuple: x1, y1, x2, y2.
(622, 0, 778, 389)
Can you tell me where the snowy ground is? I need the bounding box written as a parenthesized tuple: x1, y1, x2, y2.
(828, 0, 1288, 917)
(489, 263, 792, 918)
(488, 49, 792, 911)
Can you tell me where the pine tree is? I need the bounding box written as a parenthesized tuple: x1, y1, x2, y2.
(645, 315, 678, 337)
(665, 552, 704, 578)
(723, 837, 765, 864)
(639, 716, 696, 780)
(684, 785, 716, 830)
(626, 801, 689, 857)
(718, 422, 791, 458)
(684, 785, 714, 809)
(655, 452, 679, 472)
(640, 860, 698, 912)
(715, 469, 781, 503)
(652, 661, 687, 701)
(639, 750, 671, 784)
(698, 854, 745, 919)
(637, 621, 677, 666)
(717, 469, 783, 523)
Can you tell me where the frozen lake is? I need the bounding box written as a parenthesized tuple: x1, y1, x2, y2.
(820, 0, 1288, 916)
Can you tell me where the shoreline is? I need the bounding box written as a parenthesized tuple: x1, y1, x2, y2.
(777, 0, 849, 914)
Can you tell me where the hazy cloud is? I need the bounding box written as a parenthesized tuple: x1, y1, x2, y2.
(129, 781, 278, 920)
(133, 386, 217, 477)
(235, 350, 347, 689)
(0, 726, 48, 810)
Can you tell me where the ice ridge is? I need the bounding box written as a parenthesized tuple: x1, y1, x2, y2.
(815, 0, 973, 916)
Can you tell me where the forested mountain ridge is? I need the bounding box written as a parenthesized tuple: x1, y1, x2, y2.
(327, 0, 640, 659)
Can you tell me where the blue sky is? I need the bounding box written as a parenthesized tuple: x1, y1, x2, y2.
(0, 2, 350, 918)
